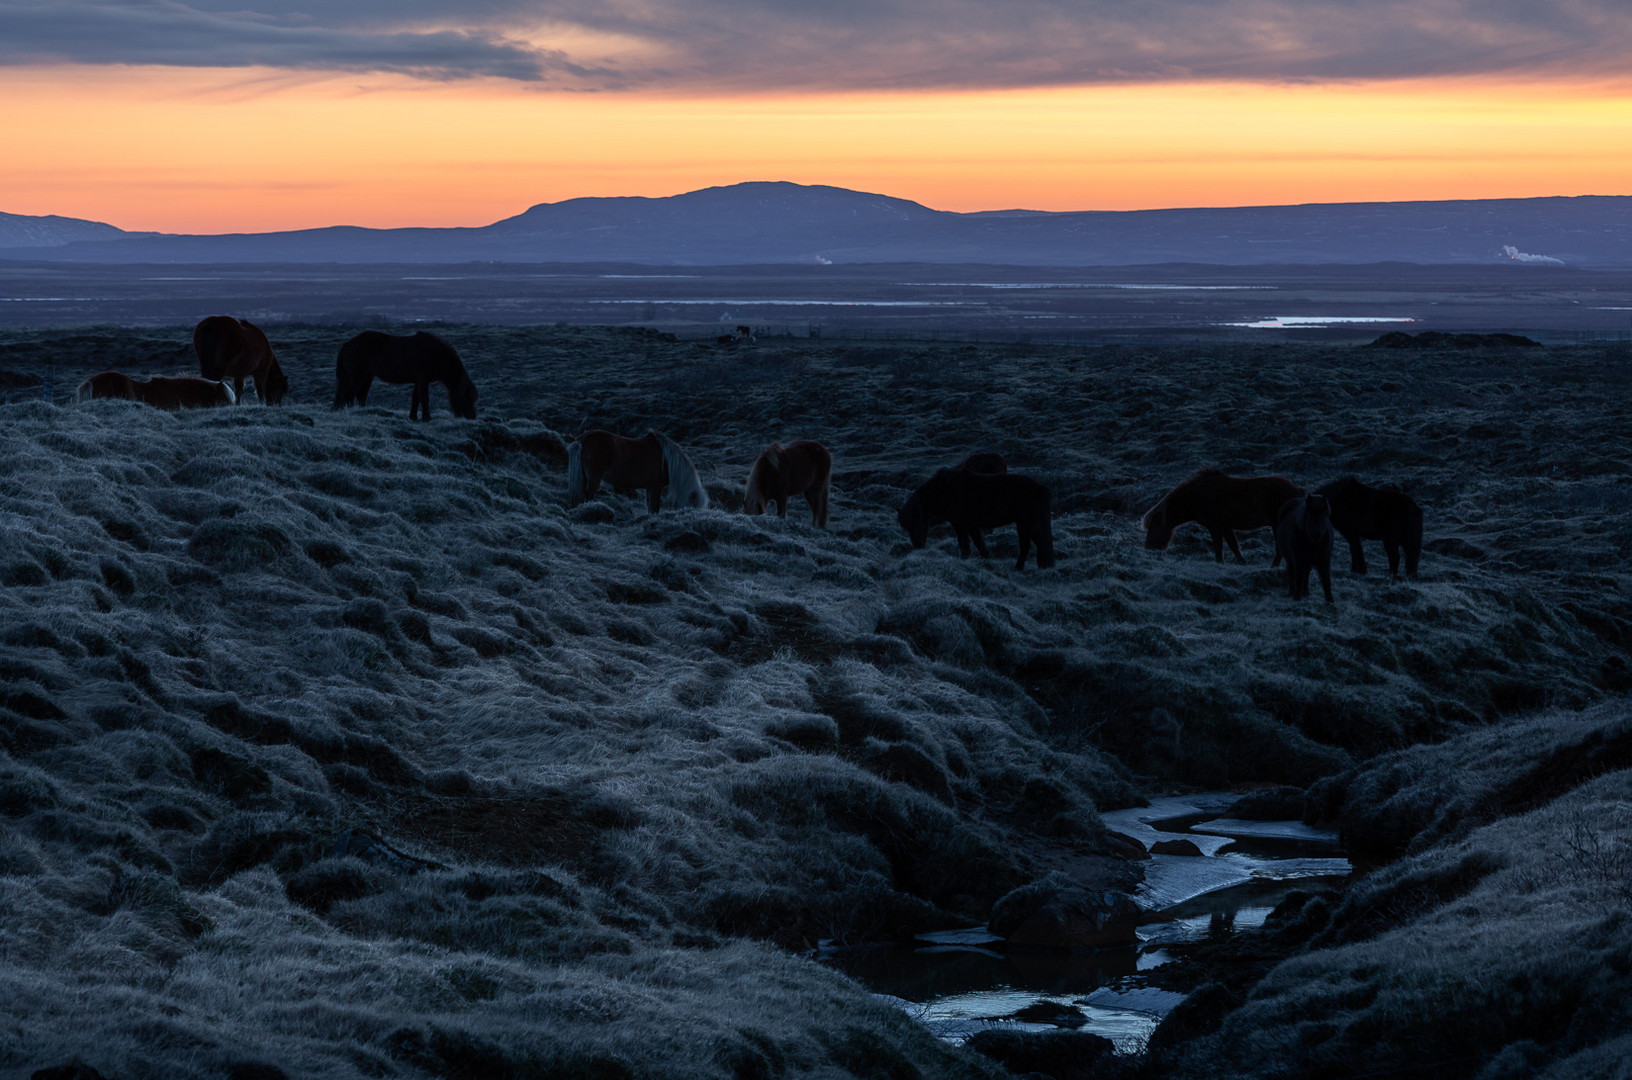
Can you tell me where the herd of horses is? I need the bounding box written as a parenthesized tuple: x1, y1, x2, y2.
(71, 316, 1424, 601)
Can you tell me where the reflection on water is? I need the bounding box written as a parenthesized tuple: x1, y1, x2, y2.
(907, 282, 1277, 291)
(827, 796, 1351, 1054)
(1222, 316, 1417, 328)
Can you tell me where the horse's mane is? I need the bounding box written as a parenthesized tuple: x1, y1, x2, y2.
(653, 431, 708, 509)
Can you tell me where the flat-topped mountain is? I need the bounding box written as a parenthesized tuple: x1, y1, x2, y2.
(5, 181, 1631, 265)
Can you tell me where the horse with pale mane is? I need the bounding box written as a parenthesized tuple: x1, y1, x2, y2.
(78, 372, 236, 409)
(566, 430, 708, 513)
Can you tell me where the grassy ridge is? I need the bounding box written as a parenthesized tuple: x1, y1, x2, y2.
(2, 325, 1630, 1077)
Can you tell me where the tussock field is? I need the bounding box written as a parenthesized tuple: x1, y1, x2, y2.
(1, 324, 1630, 1079)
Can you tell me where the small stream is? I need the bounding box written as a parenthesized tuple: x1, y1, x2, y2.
(825, 793, 1350, 1052)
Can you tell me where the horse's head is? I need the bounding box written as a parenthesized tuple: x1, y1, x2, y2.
(264, 363, 289, 406)
(450, 374, 478, 420)
(1305, 493, 1330, 523)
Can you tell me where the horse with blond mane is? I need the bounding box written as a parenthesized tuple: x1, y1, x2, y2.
(78, 372, 236, 409)
(566, 430, 708, 513)
(193, 316, 287, 405)
(1142, 469, 1304, 563)
(744, 440, 831, 527)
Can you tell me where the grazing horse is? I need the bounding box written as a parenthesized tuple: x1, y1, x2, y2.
(896, 452, 1008, 540)
(744, 440, 832, 527)
(899, 467, 1054, 570)
(1316, 476, 1423, 578)
(566, 430, 709, 513)
(1276, 494, 1335, 602)
(1143, 469, 1305, 563)
(78, 372, 235, 409)
(193, 316, 287, 405)
(333, 331, 477, 420)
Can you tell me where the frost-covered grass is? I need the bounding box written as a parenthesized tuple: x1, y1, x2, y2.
(2, 324, 1630, 1077)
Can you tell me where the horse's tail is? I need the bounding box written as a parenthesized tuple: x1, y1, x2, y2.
(566, 440, 586, 507)
(1404, 500, 1424, 577)
(1139, 493, 1166, 533)
(653, 431, 708, 510)
(1036, 484, 1056, 568)
(333, 338, 358, 409)
(75, 376, 96, 403)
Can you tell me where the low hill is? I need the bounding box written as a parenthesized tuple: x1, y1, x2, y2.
(6, 182, 1632, 265)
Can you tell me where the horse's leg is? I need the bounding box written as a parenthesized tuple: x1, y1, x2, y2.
(812, 483, 829, 528)
(1318, 559, 1334, 603)
(356, 375, 373, 405)
(1384, 541, 1401, 577)
(233, 375, 246, 404)
(1344, 531, 1370, 574)
(954, 526, 972, 558)
(1225, 530, 1247, 563)
(1015, 530, 1031, 570)
(970, 529, 991, 559)
(647, 485, 662, 513)
(1208, 528, 1227, 562)
(414, 382, 432, 421)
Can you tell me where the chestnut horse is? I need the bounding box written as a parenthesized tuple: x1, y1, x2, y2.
(744, 440, 832, 527)
(1275, 494, 1335, 602)
(333, 331, 477, 420)
(1143, 469, 1305, 563)
(77, 372, 235, 409)
(193, 316, 287, 405)
(899, 466, 1054, 570)
(566, 430, 708, 512)
(1315, 476, 1423, 578)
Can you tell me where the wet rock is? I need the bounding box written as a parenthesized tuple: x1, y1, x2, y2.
(990, 873, 1141, 949)
(1105, 830, 1150, 860)
(1150, 838, 1204, 857)
(963, 1029, 1114, 1080)
(1146, 981, 1242, 1055)
(1006, 999, 1088, 1028)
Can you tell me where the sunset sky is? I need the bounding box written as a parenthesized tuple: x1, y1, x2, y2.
(4, 0, 1631, 233)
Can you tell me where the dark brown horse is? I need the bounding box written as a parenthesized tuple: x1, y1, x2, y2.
(899, 466, 1054, 570)
(193, 316, 287, 405)
(566, 430, 708, 512)
(1143, 469, 1305, 562)
(1315, 476, 1423, 578)
(77, 372, 235, 409)
(333, 331, 477, 420)
(744, 440, 832, 527)
(1275, 494, 1335, 602)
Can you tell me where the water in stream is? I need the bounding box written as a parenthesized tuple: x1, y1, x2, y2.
(826, 793, 1351, 1052)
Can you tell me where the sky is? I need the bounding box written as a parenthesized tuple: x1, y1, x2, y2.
(3, 0, 1632, 233)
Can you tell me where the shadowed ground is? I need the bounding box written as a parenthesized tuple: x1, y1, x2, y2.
(1, 325, 1629, 1078)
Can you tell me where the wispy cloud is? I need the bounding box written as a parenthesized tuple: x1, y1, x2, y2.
(3, 0, 1630, 89)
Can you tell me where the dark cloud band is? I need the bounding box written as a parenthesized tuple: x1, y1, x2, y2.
(2, 0, 1628, 88)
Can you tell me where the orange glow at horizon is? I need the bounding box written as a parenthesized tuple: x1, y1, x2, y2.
(4, 65, 1631, 233)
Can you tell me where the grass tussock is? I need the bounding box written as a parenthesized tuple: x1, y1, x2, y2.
(3, 324, 1631, 1075)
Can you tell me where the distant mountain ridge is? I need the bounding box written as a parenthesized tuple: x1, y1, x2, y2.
(5, 182, 1631, 266)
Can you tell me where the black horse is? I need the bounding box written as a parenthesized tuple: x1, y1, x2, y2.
(1275, 494, 1334, 602)
(899, 465, 1054, 570)
(1315, 476, 1423, 577)
(333, 331, 477, 420)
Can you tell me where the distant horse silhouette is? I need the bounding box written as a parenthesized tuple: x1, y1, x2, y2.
(78, 372, 235, 409)
(1143, 469, 1305, 562)
(1276, 494, 1335, 602)
(744, 440, 832, 526)
(899, 466, 1054, 570)
(333, 331, 477, 420)
(566, 430, 708, 512)
(193, 316, 287, 405)
(1316, 476, 1423, 578)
